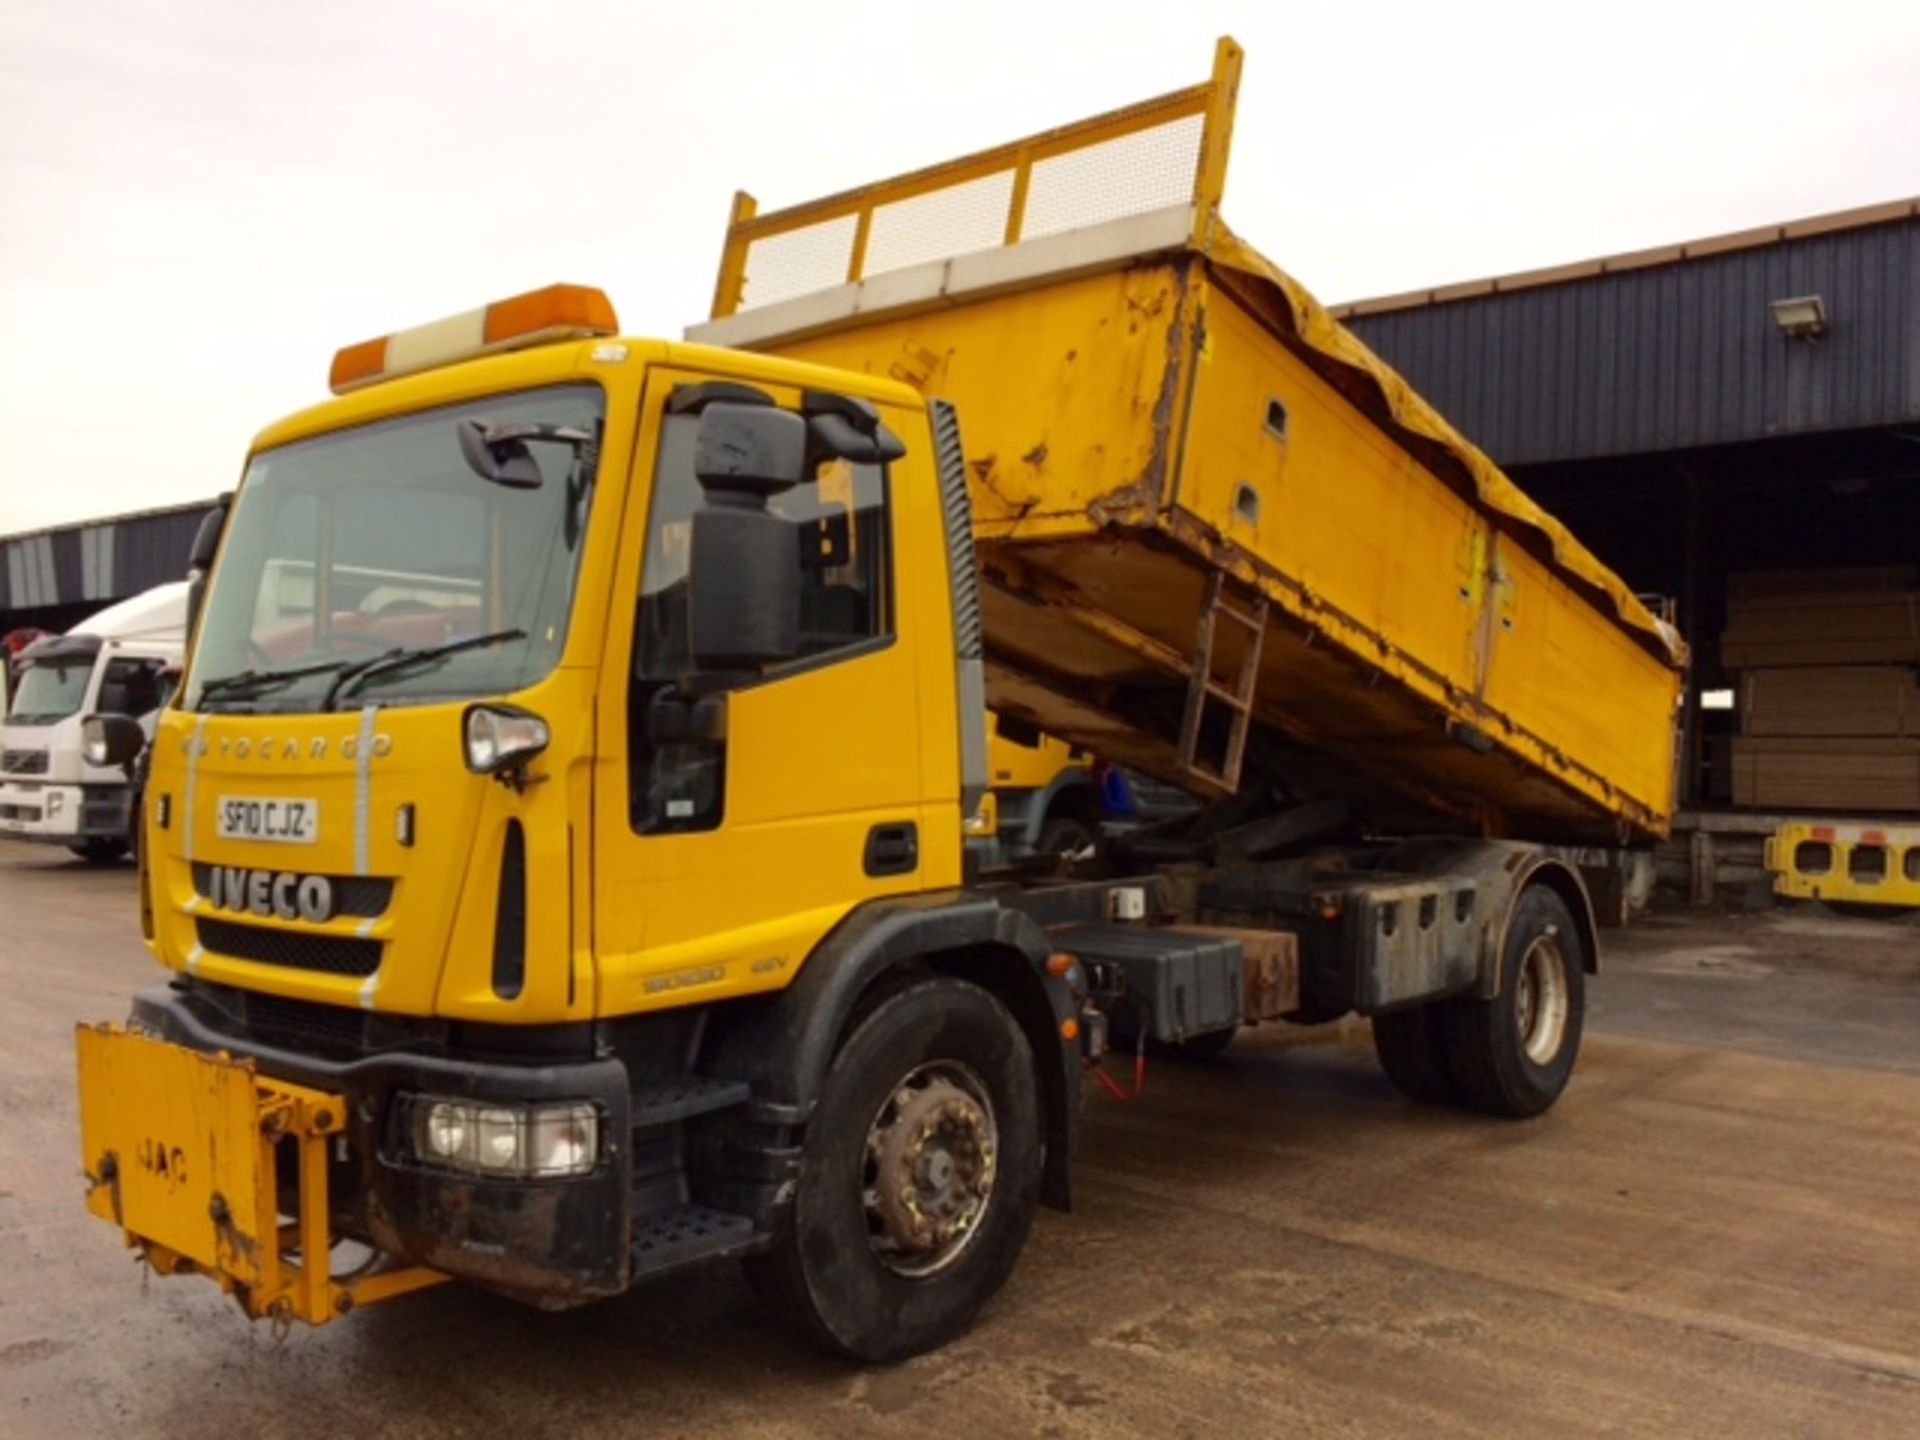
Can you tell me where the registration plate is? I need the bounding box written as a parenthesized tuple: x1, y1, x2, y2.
(216, 795, 319, 844)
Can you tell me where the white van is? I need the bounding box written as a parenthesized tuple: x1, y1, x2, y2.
(0, 582, 187, 860)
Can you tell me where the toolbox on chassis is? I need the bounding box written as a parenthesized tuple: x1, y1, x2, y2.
(76, 37, 1679, 1363)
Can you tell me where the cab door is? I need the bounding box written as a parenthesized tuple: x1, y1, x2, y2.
(592, 367, 930, 1015)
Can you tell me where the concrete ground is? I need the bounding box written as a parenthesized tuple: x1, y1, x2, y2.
(3, 839, 1918, 1438)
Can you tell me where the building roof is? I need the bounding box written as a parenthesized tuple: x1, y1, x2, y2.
(1334, 197, 1920, 468)
(0, 496, 217, 547)
(1331, 196, 1920, 319)
(2, 498, 217, 621)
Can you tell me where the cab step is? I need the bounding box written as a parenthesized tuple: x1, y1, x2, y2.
(630, 1203, 758, 1278)
(628, 1076, 751, 1127)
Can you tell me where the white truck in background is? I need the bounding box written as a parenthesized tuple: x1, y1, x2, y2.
(0, 582, 187, 861)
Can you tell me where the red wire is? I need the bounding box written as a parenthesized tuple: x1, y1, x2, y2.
(1086, 1043, 1147, 1102)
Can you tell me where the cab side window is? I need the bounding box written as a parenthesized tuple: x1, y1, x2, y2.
(628, 406, 895, 833)
(98, 658, 169, 718)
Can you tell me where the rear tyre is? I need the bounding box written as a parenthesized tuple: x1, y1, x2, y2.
(69, 838, 128, 864)
(748, 977, 1042, 1363)
(1443, 886, 1586, 1118)
(1371, 1003, 1461, 1105)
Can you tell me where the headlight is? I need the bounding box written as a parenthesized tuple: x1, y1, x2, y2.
(47, 791, 65, 814)
(464, 704, 550, 776)
(407, 1096, 598, 1178)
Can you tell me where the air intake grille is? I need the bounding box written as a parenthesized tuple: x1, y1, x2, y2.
(1, 749, 49, 775)
(930, 399, 982, 663)
(196, 917, 381, 977)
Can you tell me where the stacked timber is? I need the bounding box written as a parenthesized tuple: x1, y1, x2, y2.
(1724, 567, 1920, 811)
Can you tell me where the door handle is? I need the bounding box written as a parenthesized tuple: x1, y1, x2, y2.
(864, 822, 918, 877)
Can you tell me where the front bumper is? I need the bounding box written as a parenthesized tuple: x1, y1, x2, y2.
(126, 982, 634, 1309)
(0, 781, 114, 842)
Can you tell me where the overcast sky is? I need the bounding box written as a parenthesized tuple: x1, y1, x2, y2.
(2, 0, 1916, 534)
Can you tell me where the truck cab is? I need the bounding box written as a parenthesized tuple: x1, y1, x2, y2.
(1, 583, 185, 860)
(88, 289, 1058, 1358)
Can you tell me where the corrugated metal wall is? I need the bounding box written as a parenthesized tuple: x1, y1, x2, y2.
(1, 500, 215, 626)
(1345, 219, 1920, 467)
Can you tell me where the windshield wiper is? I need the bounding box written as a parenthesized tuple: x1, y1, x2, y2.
(319, 647, 405, 710)
(198, 658, 352, 704)
(332, 629, 527, 706)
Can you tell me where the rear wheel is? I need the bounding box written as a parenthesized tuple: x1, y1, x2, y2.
(1443, 886, 1585, 1118)
(1372, 1003, 1461, 1105)
(69, 837, 128, 864)
(748, 977, 1042, 1363)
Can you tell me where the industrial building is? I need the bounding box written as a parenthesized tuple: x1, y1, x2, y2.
(1, 499, 216, 641)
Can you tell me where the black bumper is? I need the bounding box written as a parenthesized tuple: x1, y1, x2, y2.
(132, 983, 633, 1307)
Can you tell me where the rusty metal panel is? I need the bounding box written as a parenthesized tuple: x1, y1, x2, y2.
(1166, 924, 1300, 1018)
(771, 253, 1682, 844)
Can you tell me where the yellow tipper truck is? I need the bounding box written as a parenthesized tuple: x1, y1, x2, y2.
(75, 38, 1683, 1361)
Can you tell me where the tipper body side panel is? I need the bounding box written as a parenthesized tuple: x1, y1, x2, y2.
(750, 252, 1680, 844)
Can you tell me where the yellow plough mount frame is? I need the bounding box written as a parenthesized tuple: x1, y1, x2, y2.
(76, 1025, 445, 1326)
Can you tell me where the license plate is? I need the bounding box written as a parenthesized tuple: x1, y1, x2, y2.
(217, 795, 319, 843)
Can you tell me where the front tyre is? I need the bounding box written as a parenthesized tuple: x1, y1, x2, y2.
(749, 977, 1041, 1363)
(69, 837, 129, 864)
(1444, 885, 1586, 1118)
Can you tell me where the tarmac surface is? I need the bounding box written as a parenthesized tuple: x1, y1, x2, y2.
(3, 838, 1918, 1438)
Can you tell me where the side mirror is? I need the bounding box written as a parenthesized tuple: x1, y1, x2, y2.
(186, 494, 231, 645)
(687, 511, 800, 670)
(187, 499, 228, 573)
(693, 402, 808, 495)
(686, 404, 808, 674)
(83, 713, 146, 775)
(802, 389, 907, 464)
(457, 421, 544, 489)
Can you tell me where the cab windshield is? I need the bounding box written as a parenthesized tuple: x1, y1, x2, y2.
(187, 385, 604, 712)
(7, 657, 94, 725)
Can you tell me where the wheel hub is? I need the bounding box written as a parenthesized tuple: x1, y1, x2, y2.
(1516, 929, 1570, 1065)
(864, 1064, 997, 1277)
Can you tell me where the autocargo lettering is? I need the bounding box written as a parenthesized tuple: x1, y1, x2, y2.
(207, 867, 334, 923)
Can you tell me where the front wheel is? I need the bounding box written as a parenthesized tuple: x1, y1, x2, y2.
(1443, 886, 1586, 1118)
(748, 977, 1042, 1363)
(69, 837, 128, 864)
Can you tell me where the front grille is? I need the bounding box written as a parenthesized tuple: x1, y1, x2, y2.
(191, 863, 392, 919)
(187, 979, 449, 1057)
(1, 748, 48, 775)
(196, 917, 382, 977)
